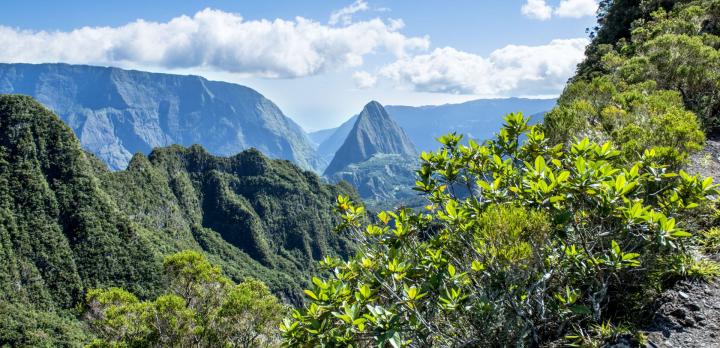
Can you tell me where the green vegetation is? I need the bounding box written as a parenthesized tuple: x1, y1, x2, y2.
(84, 251, 285, 347)
(544, 77, 705, 167)
(283, 2, 720, 346)
(98, 144, 355, 301)
(0, 94, 163, 345)
(0, 94, 354, 345)
(282, 114, 717, 346)
(549, 0, 719, 163)
(2, 1, 720, 346)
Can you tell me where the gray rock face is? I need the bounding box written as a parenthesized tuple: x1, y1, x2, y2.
(324, 101, 416, 176)
(0, 63, 320, 171)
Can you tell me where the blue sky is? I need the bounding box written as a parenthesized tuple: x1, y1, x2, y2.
(0, 0, 597, 130)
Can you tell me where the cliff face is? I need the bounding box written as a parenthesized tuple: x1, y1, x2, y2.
(0, 63, 320, 171)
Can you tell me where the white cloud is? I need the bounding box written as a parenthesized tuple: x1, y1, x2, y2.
(522, 0, 553, 20)
(352, 71, 377, 88)
(522, 0, 598, 20)
(329, 0, 369, 25)
(0, 8, 429, 78)
(379, 38, 589, 96)
(555, 0, 599, 18)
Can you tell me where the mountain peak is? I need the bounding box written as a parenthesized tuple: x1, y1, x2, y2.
(324, 101, 416, 176)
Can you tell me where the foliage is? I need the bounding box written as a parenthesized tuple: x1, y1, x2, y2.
(84, 251, 285, 348)
(281, 114, 717, 346)
(0, 94, 163, 309)
(566, 0, 720, 137)
(700, 227, 720, 253)
(565, 320, 645, 348)
(575, 0, 683, 80)
(0, 302, 89, 347)
(653, 253, 720, 284)
(0, 94, 357, 344)
(100, 145, 356, 302)
(544, 77, 705, 168)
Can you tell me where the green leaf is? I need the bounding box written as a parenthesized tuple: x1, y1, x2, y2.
(304, 290, 318, 301)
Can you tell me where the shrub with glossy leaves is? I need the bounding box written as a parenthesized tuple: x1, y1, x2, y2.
(84, 251, 285, 348)
(281, 114, 717, 347)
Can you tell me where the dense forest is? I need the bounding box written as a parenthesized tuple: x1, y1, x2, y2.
(0, 95, 354, 346)
(0, 0, 719, 346)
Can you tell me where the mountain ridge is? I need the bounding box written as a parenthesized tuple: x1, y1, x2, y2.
(0, 63, 321, 171)
(0, 94, 355, 344)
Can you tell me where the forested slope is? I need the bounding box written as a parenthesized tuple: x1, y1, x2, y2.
(0, 94, 354, 346)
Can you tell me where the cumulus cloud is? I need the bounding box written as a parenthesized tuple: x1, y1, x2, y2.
(329, 0, 369, 25)
(522, 0, 553, 21)
(0, 8, 429, 78)
(555, 0, 599, 18)
(353, 71, 377, 88)
(378, 38, 589, 96)
(522, 0, 598, 20)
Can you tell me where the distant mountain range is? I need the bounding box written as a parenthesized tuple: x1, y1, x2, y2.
(312, 98, 556, 170)
(0, 63, 321, 171)
(0, 63, 557, 208)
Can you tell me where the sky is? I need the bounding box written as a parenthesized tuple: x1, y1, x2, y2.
(0, 0, 598, 131)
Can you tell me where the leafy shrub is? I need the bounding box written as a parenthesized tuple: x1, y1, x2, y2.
(544, 77, 704, 168)
(84, 251, 285, 347)
(281, 114, 717, 347)
(700, 227, 720, 253)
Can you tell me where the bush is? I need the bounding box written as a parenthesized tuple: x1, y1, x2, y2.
(544, 77, 704, 168)
(281, 114, 717, 347)
(84, 251, 285, 347)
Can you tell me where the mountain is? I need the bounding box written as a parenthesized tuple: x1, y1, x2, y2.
(0, 95, 164, 343)
(316, 98, 556, 164)
(0, 95, 353, 344)
(0, 63, 320, 171)
(96, 144, 355, 299)
(308, 127, 337, 146)
(327, 154, 422, 211)
(324, 101, 416, 176)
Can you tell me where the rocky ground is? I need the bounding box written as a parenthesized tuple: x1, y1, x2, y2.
(644, 280, 720, 347)
(686, 140, 720, 183)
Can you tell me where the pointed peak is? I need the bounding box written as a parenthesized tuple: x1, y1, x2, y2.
(364, 100, 384, 109)
(323, 99, 417, 176)
(358, 100, 390, 122)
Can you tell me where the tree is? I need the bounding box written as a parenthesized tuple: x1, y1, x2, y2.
(84, 251, 285, 347)
(281, 114, 717, 347)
